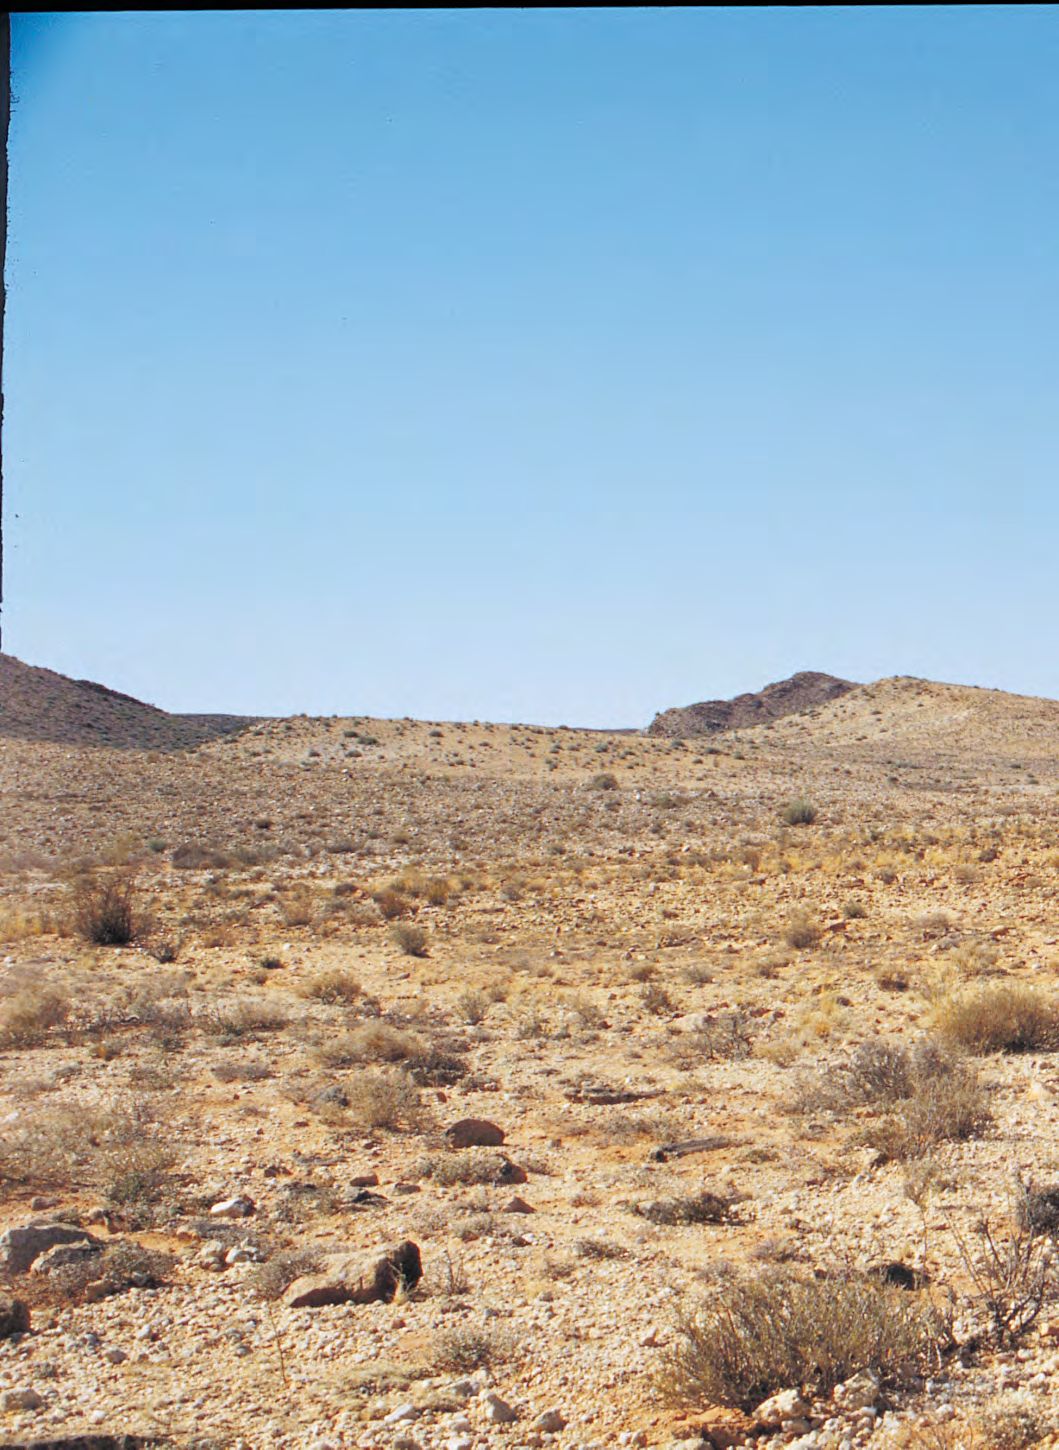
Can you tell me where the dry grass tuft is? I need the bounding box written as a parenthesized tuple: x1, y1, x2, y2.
(297, 968, 362, 1004)
(934, 983, 1059, 1054)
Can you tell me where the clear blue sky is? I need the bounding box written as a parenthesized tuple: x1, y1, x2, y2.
(6, 9, 1058, 724)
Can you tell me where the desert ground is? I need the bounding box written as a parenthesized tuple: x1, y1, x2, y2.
(3, 659, 1059, 1449)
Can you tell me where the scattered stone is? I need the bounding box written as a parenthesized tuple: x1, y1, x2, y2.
(503, 1196, 535, 1214)
(384, 1403, 419, 1424)
(533, 1409, 566, 1432)
(351, 1172, 380, 1188)
(0, 1386, 43, 1411)
(833, 1370, 880, 1411)
(392, 1182, 421, 1195)
(0, 1221, 101, 1275)
(450, 1379, 481, 1397)
(209, 1194, 255, 1218)
(104, 1347, 128, 1364)
(483, 1391, 518, 1424)
(754, 1389, 811, 1429)
(197, 1241, 229, 1271)
(445, 1118, 505, 1149)
(283, 1239, 423, 1308)
(0, 1298, 30, 1337)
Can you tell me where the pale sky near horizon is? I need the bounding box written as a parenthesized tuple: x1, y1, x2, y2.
(5, 8, 1058, 725)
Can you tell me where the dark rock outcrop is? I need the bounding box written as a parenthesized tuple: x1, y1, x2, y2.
(647, 671, 856, 738)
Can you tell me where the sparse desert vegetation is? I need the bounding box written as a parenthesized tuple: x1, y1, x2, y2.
(3, 661, 1059, 1444)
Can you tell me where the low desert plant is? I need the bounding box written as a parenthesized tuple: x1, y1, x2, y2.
(342, 1068, 426, 1131)
(204, 998, 290, 1038)
(784, 915, 821, 950)
(316, 1021, 424, 1066)
(0, 984, 71, 1047)
(659, 1267, 945, 1411)
(795, 1037, 992, 1161)
(374, 887, 409, 920)
(431, 1326, 516, 1372)
(455, 988, 489, 1025)
(392, 923, 429, 957)
(950, 1204, 1053, 1347)
(633, 1189, 734, 1227)
(50, 1241, 176, 1301)
(782, 799, 818, 826)
(298, 968, 362, 1004)
(589, 772, 619, 791)
(70, 870, 144, 946)
(934, 983, 1059, 1054)
(248, 1248, 323, 1302)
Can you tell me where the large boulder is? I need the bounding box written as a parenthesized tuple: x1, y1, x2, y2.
(445, 1118, 505, 1149)
(283, 1240, 422, 1308)
(0, 1220, 101, 1275)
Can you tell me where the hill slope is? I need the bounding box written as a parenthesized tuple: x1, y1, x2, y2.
(0, 654, 257, 751)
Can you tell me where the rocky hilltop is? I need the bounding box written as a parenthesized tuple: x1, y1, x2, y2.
(0, 652, 258, 751)
(647, 668, 856, 737)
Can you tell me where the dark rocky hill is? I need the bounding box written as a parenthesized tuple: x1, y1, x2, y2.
(647, 670, 856, 737)
(0, 653, 258, 751)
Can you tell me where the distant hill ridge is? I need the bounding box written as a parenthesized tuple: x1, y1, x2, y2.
(0, 653, 258, 751)
(647, 670, 857, 737)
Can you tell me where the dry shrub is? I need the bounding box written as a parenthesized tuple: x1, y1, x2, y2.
(374, 888, 409, 920)
(0, 985, 71, 1047)
(0, 1098, 178, 1194)
(298, 969, 362, 1004)
(659, 1267, 944, 1411)
(795, 1038, 992, 1161)
(317, 1021, 423, 1066)
(640, 982, 673, 1016)
(679, 1011, 756, 1063)
(70, 870, 145, 946)
(49, 1240, 175, 1302)
(575, 1237, 627, 1260)
(934, 983, 1059, 1054)
(953, 1204, 1053, 1347)
(204, 998, 289, 1038)
(784, 915, 821, 950)
(392, 923, 429, 957)
(210, 1058, 273, 1083)
(416, 1150, 519, 1187)
(782, 799, 818, 826)
(280, 897, 315, 928)
(455, 988, 488, 1025)
(431, 1325, 517, 1372)
(633, 1189, 734, 1226)
(343, 1068, 426, 1131)
(589, 772, 619, 791)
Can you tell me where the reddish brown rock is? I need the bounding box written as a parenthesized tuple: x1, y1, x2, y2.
(445, 1118, 505, 1148)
